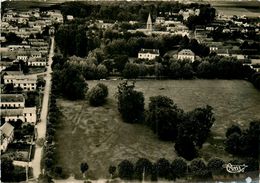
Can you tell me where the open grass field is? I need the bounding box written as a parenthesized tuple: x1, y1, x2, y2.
(210, 1, 260, 17)
(55, 79, 260, 179)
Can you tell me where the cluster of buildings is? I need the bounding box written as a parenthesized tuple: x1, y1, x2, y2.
(132, 11, 259, 68)
(1, 9, 61, 38)
(0, 9, 59, 153)
(0, 9, 62, 72)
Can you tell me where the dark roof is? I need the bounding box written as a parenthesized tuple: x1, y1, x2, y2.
(1, 109, 23, 116)
(139, 48, 159, 54)
(1, 94, 25, 103)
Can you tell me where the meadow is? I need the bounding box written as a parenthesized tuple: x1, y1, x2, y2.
(55, 79, 260, 179)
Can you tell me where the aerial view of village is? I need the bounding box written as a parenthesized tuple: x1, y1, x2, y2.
(0, 0, 259, 182)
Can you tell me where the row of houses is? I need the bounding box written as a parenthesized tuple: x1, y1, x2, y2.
(1, 9, 62, 38)
(138, 48, 196, 62)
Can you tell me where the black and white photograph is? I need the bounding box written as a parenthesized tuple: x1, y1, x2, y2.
(0, 0, 259, 182)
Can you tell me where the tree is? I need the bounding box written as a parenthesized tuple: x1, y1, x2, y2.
(150, 164, 158, 181)
(225, 125, 242, 138)
(169, 61, 181, 79)
(181, 62, 193, 79)
(146, 96, 183, 141)
(174, 136, 198, 161)
(37, 77, 46, 89)
(118, 160, 134, 180)
(96, 64, 109, 79)
(116, 82, 144, 123)
(180, 105, 215, 148)
(197, 61, 214, 78)
(88, 83, 108, 106)
(54, 166, 63, 178)
(80, 162, 89, 178)
(171, 158, 187, 178)
(38, 174, 54, 183)
(113, 54, 129, 72)
(122, 63, 140, 79)
(59, 65, 88, 100)
(108, 165, 116, 179)
(155, 158, 171, 179)
(189, 158, 208, 178)
(207, 157, 225, 175)
(134, 158, 153, 180)
(3, 83, 14, 93)
(225, 132, 241, 155)
(1, 157, 14, 182)
(25, 91, 38, 107)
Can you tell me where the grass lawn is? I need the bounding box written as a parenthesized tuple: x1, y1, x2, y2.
(55, 79, 260, 179)
(211, 1, 260, 17)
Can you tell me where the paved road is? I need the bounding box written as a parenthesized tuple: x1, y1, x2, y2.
(31, 36, 54, 178)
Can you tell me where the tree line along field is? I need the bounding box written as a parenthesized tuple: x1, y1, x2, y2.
(54, 79, 260, 179)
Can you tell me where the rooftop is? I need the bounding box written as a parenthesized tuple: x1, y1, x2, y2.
(1, 94, 25, 103)
(1, 109, 23, 116)
(139, 48, 160, 54)
(178, 49, 195, 56)
(0, 122, 14, 138)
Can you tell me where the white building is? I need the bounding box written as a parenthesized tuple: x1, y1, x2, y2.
(138, 49, 160, 60)
(1, 107, 37, 124)
(155, 17, 165, 24)
(27, 58, 46, 67)
(30, 51, 42, 58)
(4, 74, 37, 91)
(0, 94, 37, 124)
(23, 107, 37, 123)
(1, 122, 14, 152)
(1, 109, 24, 122)
(177, 49, 195, 62)
(1, 94, 25, 108)
(17, 54, 29, 61)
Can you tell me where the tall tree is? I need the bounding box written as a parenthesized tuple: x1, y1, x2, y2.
(146, 96, 183, 141)
(80, 162, 89, 178)
(116, 82, 144, 123)
(118, 160, 134, 180)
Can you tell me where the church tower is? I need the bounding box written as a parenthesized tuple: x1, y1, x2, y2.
(146, 13, 152, 32)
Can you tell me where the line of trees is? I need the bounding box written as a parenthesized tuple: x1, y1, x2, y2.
(60, 1, 215, 23)
(112, 156, 258, 181)
(41, 70, 64, 180)
(116, 82, 215, 160)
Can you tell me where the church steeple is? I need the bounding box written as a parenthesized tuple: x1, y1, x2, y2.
(146, 13, 152, 31)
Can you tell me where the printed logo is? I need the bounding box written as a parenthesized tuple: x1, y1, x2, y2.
(223, 163, 248, 173)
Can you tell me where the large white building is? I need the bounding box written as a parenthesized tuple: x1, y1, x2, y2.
(138, 49, 160, 60)
(27, 57, 46, 67)
(177, 49, 195, 62)
(4, 74, 37, 91)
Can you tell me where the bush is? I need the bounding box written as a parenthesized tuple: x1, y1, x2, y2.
(134, 158, 153, 180)
(88, 83, 109, 106)
(189, 158, 208, 178)
(155, 158, 171, 179)
(171, 158, 187, 178)
(118, 160, 134, 180)
(207, 157, 225, 175)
